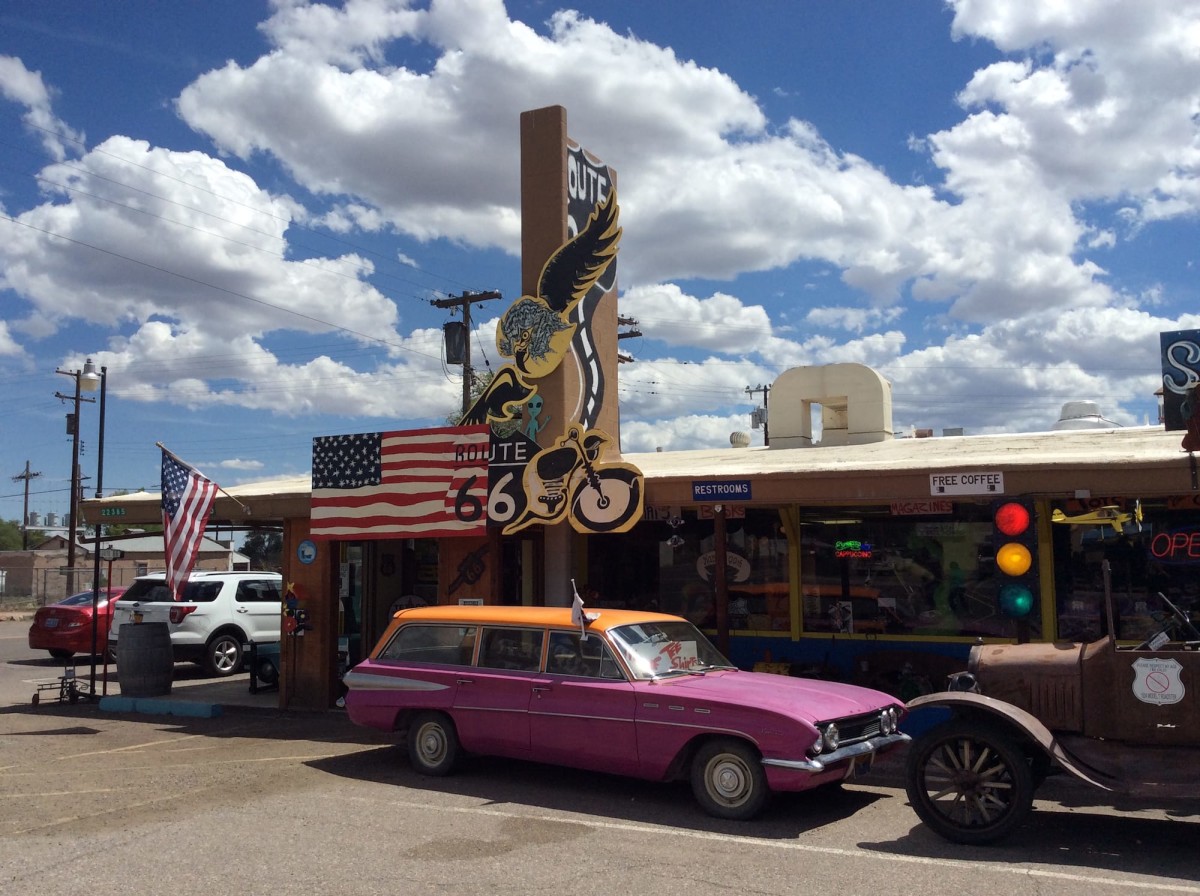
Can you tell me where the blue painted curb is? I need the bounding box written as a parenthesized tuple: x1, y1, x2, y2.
(99, 695, 223, 718)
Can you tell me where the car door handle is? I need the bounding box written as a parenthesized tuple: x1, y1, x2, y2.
(456, 678, 474, 685)
(531, 686, 551, 694)
(236, 607, 248, 613)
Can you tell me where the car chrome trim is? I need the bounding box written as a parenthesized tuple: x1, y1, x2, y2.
(342, 671, 449, 692)
(762, 732, 911, 772)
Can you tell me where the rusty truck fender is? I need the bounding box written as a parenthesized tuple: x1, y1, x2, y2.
(906, 691, 1111, 791)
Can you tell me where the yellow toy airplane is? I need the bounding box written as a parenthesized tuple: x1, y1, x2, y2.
(1051, 500, 1143, 533)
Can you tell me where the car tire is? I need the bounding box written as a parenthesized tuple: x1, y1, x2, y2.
(48, 649, 74, 660)
(905, 718, 1034, 845)
(406, 712, 460, 777)
(204, 632, 244, 677)
(690, 739, 770, 820)
(256, 657, 279, 686)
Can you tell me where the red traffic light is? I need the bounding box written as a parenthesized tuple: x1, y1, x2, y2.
(994, 501, 1031, 537)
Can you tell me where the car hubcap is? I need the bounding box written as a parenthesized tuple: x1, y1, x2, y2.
(708, 755, 750, 805)
(418, 724, 447, 765)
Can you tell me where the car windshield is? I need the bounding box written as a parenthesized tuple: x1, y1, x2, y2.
(606, 620, 735, 680)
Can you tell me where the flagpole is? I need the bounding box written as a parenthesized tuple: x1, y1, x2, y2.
(156, 442, 251, 514)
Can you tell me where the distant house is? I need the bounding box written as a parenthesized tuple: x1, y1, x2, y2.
(0, 535, 249, 604)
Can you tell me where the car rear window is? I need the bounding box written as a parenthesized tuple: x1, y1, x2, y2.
(378, 624, 477, 665)
(121, 580, 224, 602)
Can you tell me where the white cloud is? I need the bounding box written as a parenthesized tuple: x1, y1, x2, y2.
(620, 413, 764, 453)
(3, 0, 1199, 451)
(218, 458, 265, 471)
(0, 320, 22, 357)
(805, 306, 905, 334)
(620, 284, 774, 353)
(0, 55, 84, 160)
(2, 135, 406, 347)
(166, 0, 1199, 335)
(88, 324, 460, 419)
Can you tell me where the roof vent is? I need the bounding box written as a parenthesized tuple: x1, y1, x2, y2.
(1052, 400, 1119, 430)
(730, 431, 751, 448)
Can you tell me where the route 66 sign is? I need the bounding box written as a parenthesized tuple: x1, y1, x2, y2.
(1131, 657, 1185, 705)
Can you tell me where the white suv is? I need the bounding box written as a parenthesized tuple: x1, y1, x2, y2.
(108, 571, 283, 677)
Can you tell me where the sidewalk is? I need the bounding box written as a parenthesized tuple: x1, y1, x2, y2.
(29, 658, 293, 717)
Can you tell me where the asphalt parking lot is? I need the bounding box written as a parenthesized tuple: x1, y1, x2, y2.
(3, 618, 1200, 896)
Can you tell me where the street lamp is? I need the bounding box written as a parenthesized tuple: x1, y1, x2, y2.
(55, 359, 100, 594)
(84, 361, 107, 694)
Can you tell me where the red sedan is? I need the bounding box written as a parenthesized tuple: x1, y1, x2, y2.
(28, 588, 128, 660)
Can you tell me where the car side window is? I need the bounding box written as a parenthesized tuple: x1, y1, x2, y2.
(478, 627, 544, 672)
(546, 631, 625, 680)
(378, 624, 478, 665)
(236, 580, 280, 603)
(183, 582, 223, 603)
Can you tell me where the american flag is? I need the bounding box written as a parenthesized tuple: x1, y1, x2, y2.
(161, 449, 219, 600)
(310, 425, 490, 540)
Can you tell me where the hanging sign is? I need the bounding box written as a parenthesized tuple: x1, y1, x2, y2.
(929, 471, 1004, 496)
(692, 480, 752, 502)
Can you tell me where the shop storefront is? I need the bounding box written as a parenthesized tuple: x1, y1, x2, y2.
(573, 426, 1200, 693)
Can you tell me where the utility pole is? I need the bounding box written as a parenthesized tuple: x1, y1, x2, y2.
(746, 383, 770, 446)
(56, 362, 99, 594)
(431, 290, 502, 414)
(617, 315, 641, 364)
(11, 462, 42, 550)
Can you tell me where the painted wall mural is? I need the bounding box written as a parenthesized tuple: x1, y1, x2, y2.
(309, 425, 491, 540)
(462, 189, 619, 427)
(310, 134, 644, 540)
(566, 141, 618, 430)
(462, 184, 643, 536)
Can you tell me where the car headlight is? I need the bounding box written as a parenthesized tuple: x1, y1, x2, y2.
(880, 707, 896, 734)
(821, 722, 840, 752)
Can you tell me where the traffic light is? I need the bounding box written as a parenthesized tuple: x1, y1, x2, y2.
(992, 499, 1039, 619)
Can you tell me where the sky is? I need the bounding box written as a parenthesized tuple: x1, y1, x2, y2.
(2, 0, 1200, 530)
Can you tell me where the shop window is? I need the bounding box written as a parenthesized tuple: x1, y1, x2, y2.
(1051, 498, 1200, 643)
(798, 505, 1035, 639)
(657, 508, 791, 633)
(584, 508, 791, 633)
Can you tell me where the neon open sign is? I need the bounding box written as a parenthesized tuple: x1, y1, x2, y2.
(1150, 528, 1200, 565)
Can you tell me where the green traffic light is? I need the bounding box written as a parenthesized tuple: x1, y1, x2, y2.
(998, 583, 1035, 618)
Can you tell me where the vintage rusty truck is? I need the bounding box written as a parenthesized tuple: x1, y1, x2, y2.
(904, 561, 1199, 844)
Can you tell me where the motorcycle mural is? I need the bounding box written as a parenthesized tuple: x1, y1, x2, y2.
(461, 186, 644, 536)
(504, 425, 643, 535)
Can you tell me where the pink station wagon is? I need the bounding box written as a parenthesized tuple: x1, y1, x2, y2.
(344, 605, 909, 819)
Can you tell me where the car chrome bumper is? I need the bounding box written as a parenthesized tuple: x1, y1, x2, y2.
(762, 732, 911, 773)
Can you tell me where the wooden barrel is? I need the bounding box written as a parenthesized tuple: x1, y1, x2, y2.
(117, 622, 174, 697)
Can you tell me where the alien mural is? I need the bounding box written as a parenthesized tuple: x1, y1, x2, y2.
(462, 189, 643, 535)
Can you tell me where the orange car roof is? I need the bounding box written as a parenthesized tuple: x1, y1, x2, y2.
(386, 604, 680, 633)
